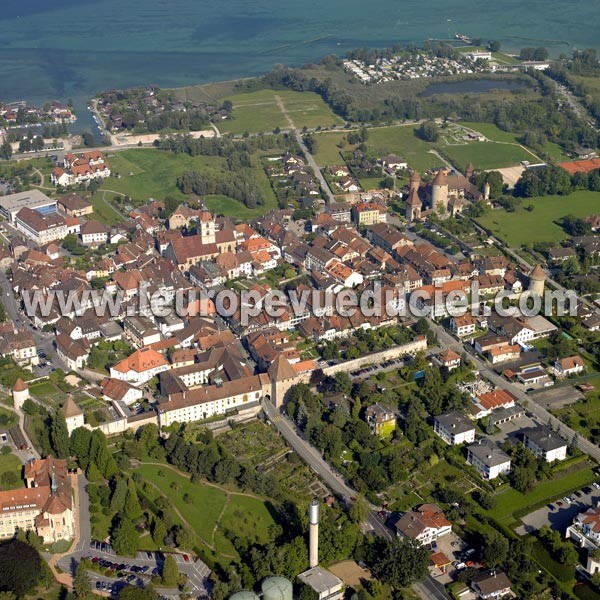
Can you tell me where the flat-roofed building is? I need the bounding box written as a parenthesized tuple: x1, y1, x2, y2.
(0, 189, 57, 223)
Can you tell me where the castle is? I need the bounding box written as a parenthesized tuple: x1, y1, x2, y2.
(405, 162, 485, 223)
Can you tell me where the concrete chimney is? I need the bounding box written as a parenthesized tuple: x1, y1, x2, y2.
(309, 499, 319, 569)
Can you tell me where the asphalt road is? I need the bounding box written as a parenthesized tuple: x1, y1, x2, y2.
(261, 399, 450, 599)
(428, 320, 600, 462)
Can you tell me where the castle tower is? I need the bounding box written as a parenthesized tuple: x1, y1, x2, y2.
(431, 170, 449, 212)
(409, 170, 421, 193)
(62, 396, 85, 435)
(12, 378, 29, 410)
(405, 187, 422, 224)
(528, 264, 546, 296)
(199, 210, 216, 245)
(309, 500, 319, 569)
(268, 354, 298, 407)
(465, 161, 475, 180)
(484, 181, 491, 202)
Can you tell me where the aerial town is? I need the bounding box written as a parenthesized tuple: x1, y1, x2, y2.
(0, 27, 600, 600)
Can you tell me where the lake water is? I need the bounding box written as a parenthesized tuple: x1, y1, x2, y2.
(420, 78, 529, 97)
(0, 0, 597, 132)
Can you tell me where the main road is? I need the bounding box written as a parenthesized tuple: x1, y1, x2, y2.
(428, 320, 600, 462)
(261, 399, 451, 600)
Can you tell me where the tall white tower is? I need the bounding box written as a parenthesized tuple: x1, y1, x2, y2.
(309, 500, 319, 569)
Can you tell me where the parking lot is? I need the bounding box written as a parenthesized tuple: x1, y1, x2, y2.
(58, 541, 210, 598)
(516, 482, 600, 536)
(349, 357, 405, 380)
(428, 531, 471, 584)
(488, 413, 539, 444)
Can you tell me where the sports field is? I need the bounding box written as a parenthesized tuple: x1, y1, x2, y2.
(476, 190, 600, 246)
(218, 89, 343, 134)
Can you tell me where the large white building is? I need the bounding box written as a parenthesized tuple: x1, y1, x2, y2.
(0, 189, 57, 223)
(110, 347, 170, 386)
(15, 207, 67, 244)
(522, 426, 567, 462)
(157, 374, 270, 427)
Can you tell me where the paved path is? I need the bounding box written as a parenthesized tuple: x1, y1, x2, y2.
(261, 399, 451, 600)
(274, 94, 336, 204)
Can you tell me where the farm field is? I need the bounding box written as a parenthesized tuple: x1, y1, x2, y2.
(475, 191, 600, 246)
(99, 148, 278, 219)
(28, 380, 66, 403)
(218, 89, 343, 134)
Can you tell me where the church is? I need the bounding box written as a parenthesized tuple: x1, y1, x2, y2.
(405, 162, 486, 223)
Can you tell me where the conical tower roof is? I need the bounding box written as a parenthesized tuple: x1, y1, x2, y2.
(529, 264, 546, 281)
(407, 187, 422, 207)
(410, 170, 420, 183)
(432, 170, 447, 186)
(62, 396, 83, 418)
(268, 354, 297, 382)
(13, 378, 28, 392)
(466, 161, 475, 172)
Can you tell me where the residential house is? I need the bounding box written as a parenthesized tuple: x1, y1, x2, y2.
(394, 504, 452, 545)
(364, 404, 396, 437)
(80, 221, 109, 246)
(471, 571, 513, 599)
(522, 426, 567, 462)
(467, 438, 511, 480)
(555, 355, 585, 377)
(110, 347, 169, 386)
(55, 334, 89, 370)
(450, 314, 477, 338)
(433, 411, 475, 445)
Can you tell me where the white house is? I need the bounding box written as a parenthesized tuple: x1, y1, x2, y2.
(394, 504, 452, 545)
(450, 314, 476, 338)
(467, 439, 511, 480)
(110, 347, 170, 386)
(555, 355, 585, 377)
(522, 426, 567, 462)
(434, 411, 476, 445)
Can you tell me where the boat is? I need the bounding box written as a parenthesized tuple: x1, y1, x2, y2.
(455, 33, 471, 43)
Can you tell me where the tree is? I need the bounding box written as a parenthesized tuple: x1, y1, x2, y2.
(371, 537, 429, 589)
(0, 539, 42, 596)
(73, 561, 91, 598)
(558, 543, 578, 565)
(117, 587, 158, 600)
(70, 427, 92, 470)
(50, 409, 70, 459)
(0, 139, 12, 161)
(111, 518, 139, 556)
(110, 477, 128, 513)
(417, 121, 439, 142)
(481, 530, 509, 569)
(152, 518, 167, 547)
(349, 497, 368, 524)
(161, 555, 179, 587)
(488, 40, 501, 52)
(124, 478, 142, 520)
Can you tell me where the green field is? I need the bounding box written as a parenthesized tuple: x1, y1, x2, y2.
(459, 121, 570, 162)
(0, 452, 23, 491)
(476, 190, 600, 246)
(100, 148, 278, 219)
(28, 380, 66, 403)
(439, 140, 535, 171)
(486, 465, 597, 525)
(218, 89, 343, 134)
(136, 463, 278, 558)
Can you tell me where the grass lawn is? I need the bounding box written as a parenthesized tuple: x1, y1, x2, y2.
(438, 140, 535, 171)
(476, 190, 600, 246)
(220, 495, 278, 546)
(218, 89, 343, 134)
(100, 148, 278, 219)
(28, 380, 66, 403)
(0, 452, 23, 490)
(88, 191, 125, 226)
(554, 381, 600, 439)
(312, 131, 352, 166)
(137, 464, 227, 542)
(459, 121, 569, 162)
(486, 466, 597, 525)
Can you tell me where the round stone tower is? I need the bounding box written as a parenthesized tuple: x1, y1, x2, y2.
(431, 170, 448, 212)
(528, 264, 546, 296)
(12, 378, 29, 410)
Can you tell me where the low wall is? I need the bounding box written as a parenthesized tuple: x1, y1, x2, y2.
(298, 337, 427, 383)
